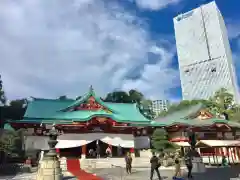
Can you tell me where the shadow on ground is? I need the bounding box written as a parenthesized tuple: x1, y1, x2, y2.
(190, 165, 240, 180)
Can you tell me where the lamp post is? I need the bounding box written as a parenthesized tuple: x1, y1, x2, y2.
(36, 125, 63, 180)
(43, 126, 59, 160)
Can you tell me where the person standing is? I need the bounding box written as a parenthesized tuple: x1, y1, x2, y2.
(89, 148, 94, 158)
(150, 152, 161, 180)
(125, 152, 132, 174)
(106, 146, 112, 158)
(173, 158, 182, 178)
(185, 150, 193, 179)
(117, 144, 122, 157)
(96, 143, 100, 159)
(221, 155, 228, 167)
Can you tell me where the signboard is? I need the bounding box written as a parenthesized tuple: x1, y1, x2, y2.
(91, 127, 103, 132)
(134, 136, 150, 149)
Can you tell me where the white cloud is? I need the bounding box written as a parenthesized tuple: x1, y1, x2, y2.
(132, 0, 183, 11)
(226, 20, 240, 39)
(0, 0, 179, 101)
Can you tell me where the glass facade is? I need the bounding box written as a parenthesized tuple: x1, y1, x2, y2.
(173, 1, 239, 102)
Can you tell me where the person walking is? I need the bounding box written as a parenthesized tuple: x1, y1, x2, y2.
(89, 148, 94, 158)
(125, 152, 132, 174)
(221, 155, 228, 167)
(96, 143, 100, 159)
(150, 152, 161, 180)
(185, 150, 193, 179)
(173, 158, 182, 179)
(118, 144, 122, 157)
(106, 146, 112, 158)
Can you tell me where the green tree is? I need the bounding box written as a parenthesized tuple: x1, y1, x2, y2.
(104, 91, 132, 103)
(151, 129, 178, 152)
(0, 75, 7, 106)
(58, 95, 73, 100)
(104, 90, 155, 119)
(0, 129, 23, 162)
(209, 88, 235, 120)
(129, 89, 144, 103)
(157, 88, 236, 120)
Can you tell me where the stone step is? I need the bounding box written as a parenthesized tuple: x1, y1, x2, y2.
(81, 158, 151, 169)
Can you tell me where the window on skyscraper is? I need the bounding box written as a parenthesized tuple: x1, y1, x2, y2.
(211, 67, 216, 72)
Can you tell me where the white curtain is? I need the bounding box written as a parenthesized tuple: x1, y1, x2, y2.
(57, 133, 134, 148)
(24, 133, 135, 150)
(101, 136, 134, 148)
(55, 140, 93, 149)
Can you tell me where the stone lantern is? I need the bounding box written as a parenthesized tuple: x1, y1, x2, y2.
(36, 125, 63, 180)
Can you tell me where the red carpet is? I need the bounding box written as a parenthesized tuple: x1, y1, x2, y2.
(66, 159, 103, 180)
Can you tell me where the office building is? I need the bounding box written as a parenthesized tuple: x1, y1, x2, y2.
(173, 1, 239, 102)
(150, 100, 169, 116)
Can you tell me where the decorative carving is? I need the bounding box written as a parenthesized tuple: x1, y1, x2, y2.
(97, 117, 107, 123)
(197, 110, 211, 120)
(72, 96, 111, 112)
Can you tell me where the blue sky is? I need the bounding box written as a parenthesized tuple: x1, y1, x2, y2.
(0, 0, 240, 102)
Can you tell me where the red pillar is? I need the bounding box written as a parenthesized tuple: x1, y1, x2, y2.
(82, 144, 86, 158)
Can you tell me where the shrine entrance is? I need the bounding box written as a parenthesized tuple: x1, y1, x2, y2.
(86, 140, 108, 158)
(56, 133, 134, 158)
(86, 140, 130, 158)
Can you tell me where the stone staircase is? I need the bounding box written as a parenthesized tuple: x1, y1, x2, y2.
(59, 150, 153, 171)
(80, 157, 151, 169)
(59, 157, 73, 176)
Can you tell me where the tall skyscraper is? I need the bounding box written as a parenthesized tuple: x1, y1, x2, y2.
(173, 1, 239, 102)
(150, 100, 169, 117)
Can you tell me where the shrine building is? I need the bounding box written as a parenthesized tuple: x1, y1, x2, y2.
(4, 86, 240, 164)
(5, 87, 156, 158)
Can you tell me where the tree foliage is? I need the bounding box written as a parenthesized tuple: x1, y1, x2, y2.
(157, 88, 239, 121)
(151, 128, 178, 152)
(1, 99, 27, 120)
(0, 75, 7, 106)
(0, 129, 23, 155)
(104, 89, 155, 119)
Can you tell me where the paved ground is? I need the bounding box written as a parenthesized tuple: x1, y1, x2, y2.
(93, 166, 240, 180)
(1, 166, 240, 180)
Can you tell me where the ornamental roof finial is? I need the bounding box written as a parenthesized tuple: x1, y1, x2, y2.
(89, 85, 94, 92)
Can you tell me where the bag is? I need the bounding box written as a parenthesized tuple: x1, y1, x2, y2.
(157, 158, 161, 168)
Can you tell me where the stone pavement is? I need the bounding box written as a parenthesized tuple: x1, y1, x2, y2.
(92, 166, 240, 180)
(1, 166, 240, 180)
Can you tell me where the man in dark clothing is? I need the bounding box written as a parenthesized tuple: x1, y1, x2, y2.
(125, 152, 132, 174)
(117, 144, 122, 157)
(150, 152, 161, 180)
(185, 150, 193, 179)
(96, 144, 100, 159)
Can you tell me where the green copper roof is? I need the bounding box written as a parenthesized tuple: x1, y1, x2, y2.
(22, 87, 151, 123)
(155, 103, 205, 122)
(154, 103, 240, 128)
